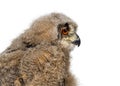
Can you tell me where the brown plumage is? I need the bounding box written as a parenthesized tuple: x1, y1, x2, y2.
(0, 13, 81, 86)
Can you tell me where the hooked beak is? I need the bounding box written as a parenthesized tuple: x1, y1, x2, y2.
(72, 34, 81, 47)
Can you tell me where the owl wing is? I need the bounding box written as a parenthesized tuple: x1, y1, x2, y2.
(16, 47, 53, 85)
(20, 47, 64, 86)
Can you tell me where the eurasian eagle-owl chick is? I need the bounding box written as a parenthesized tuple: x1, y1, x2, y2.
(0, 13, 81, 86)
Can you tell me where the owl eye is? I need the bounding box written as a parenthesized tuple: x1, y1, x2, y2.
(61, 29, 68, 35)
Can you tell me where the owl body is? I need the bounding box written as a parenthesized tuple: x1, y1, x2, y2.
(0, 13, 80, 86)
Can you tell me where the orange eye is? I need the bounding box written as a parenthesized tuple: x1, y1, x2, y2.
(61, 29, 68, 35)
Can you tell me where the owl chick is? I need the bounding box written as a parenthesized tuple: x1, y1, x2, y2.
(0, 13, 81, 86)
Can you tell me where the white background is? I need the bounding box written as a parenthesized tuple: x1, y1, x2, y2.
(0, 0, 120, 86)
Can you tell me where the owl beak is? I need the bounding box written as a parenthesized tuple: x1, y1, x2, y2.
(72, 34, 81, 47)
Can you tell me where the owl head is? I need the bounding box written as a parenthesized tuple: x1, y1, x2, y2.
(19, 13, 81, 50)
(57, 22, 80, 50)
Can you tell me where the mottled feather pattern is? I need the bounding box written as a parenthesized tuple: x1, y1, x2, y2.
(0, 13, 79, 86)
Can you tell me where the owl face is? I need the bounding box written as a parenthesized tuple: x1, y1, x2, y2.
(57, 22, 81, 50)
